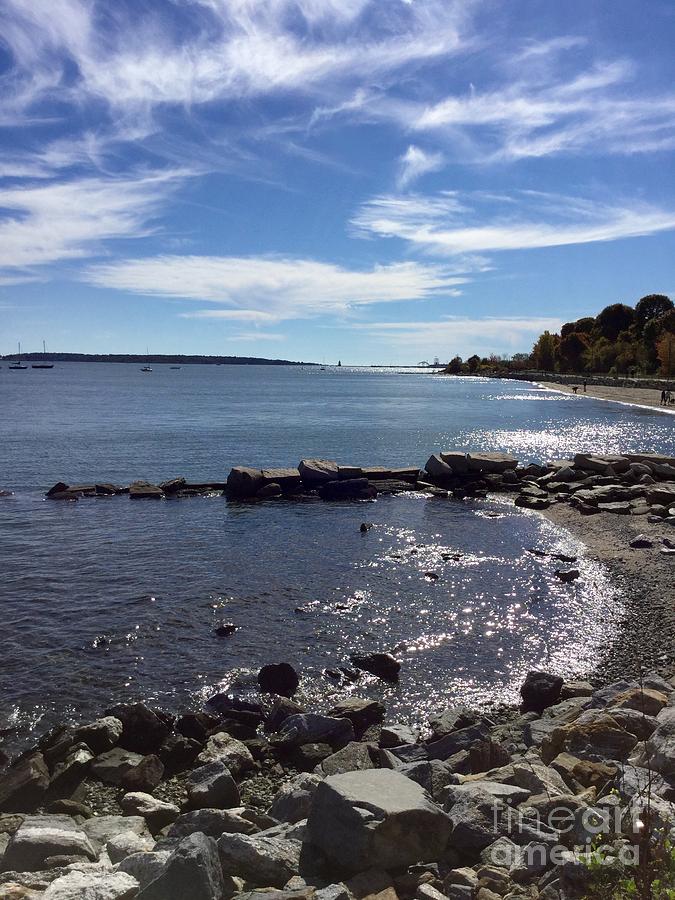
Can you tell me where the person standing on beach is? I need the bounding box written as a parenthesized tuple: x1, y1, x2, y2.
(661, 390, 668, 405)
(583, 379, 587, 392)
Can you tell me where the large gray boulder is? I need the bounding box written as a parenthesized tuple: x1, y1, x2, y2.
(117, 851, 172, 890)
(227, 466, 264, 498)
(0, 752, 49, 812)
(269, 773, 322, 824)
(317, 742, 374, 777)
(270, 714, 355, 749)
(43, 870, 140, 899)
(74, 717, 123, 755)
(137, 833, 223, 900)
(218, 832, 301, 887)
(120, 792, 180, 833)
(82, 815, 152, 854)
(2, 815, 97, 871)
(467, 452, 518, 473)
(298, 459, 339, 484)
(425, 455, 454, 479)
(186, 760, 240, 809)
(305, 769, 452, 875)
(197, 732, 255, 777)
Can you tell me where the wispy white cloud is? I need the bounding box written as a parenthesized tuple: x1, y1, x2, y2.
(0, 169, 190, 276)
(353, 190, 675, 256)
(358, 316, 563, 356)
(84, 255, 467, 321)
(396, 145, 444, 189)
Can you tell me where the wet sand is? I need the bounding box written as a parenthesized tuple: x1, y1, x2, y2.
(543, 503, 675, 682)
(539, 381, 675, 413)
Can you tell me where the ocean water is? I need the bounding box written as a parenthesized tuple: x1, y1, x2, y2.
(0, 364, 673, 751)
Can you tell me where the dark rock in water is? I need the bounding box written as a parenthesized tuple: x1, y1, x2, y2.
(129, 480, 164, 499)
(105, 702, 172, 754)
(227, 466, 264, 498)
(261, 468, 302, 492)
(214, 622, 238, 637)
(258, 663, 300, 698)
(515, 495, 550, 510)
(520, 671, 564, 714)
(264, 697, 307, 733)
(0, 752, 49, 812)
(298, 458, 339, 484)
(350, 652, 401, 683)
(159, 477, 186, 494)
(46, 481, 79, 500)
(257, 482, 283, 499)
(339, 465, 363, 480)
(205, 694, 264, 728)
(176, 713, 220, 743)
(0, 488, 14, 497)
(424, 571, 439, 581)
(555, 569, 580, 583)
(318, 478, 377, 501)
(360, 522, 373, 533)
(95, 482, 123, 495)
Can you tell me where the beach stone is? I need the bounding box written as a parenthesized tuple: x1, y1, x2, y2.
(167, 808, 256, 840)
(175, 713, 219, 743)
(197, 732, 254, 777)
(306, 769, 452, 875)
(319, 479, 377, 501)
(73, 718, 123, 755)
(425, 455, 454, 479)
(120, 793, 179, 833)
(2, 816, 97, 872)
(380, 725, 419, 748)
(227, 466, 264, 498)
(90, 749, 144, 787)
(42, 871, 139, 899)
(82, 816, 151, 853)
(120, 755, 163, 793)
(107, 830, 155, 864)
(298, 459, 339, 484)
(270, 714, 355, 749)
(269, 774, 321, 824)
(350, 653, 401, 682)
(156, 734, 201, 774)
(116, 851, 171, 890)
(559, 681, 594, 700)
(327, 699, 385, 734)
(287, 743, 334, 772)
(542, 719, 637, 764)
(204, 695, 264, 728)
(258, 663, 300, 698)
(128, 481, 163, 499)
(218, 832, 301, 887)
(425, 722, 490, 760)
(0, 754, 49, 813)
(186, 760, 240, 809)
(257, 482, 282, 499)
(467, 453, 518, 474)
(515, 496, 550, 510)
(428, 707, 478, 740)
(49, 743, 94, 793)
(265, 698, 307, 733)
(317, 742, 374, 777)
(610, 687, 668, 717)
(105, 704, 171, 755)
(440, 452, 469, 473)
(137, 833, 224, 900)
(397, 760, 458, 800)
(549, 752, 617, 790)
(261, 468, 302, 491)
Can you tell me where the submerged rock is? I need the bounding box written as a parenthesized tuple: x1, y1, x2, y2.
(258, 663, 300, 698)
(350, 653, 401, 683)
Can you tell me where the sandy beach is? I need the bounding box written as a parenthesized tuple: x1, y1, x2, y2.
(539, 380, 675, 412)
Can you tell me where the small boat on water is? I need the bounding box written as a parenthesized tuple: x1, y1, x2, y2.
(141, 366, 153, 373)
(32, 340, 54, 369)
(141, 347, 152, 372)
(9, 342, 27, 370)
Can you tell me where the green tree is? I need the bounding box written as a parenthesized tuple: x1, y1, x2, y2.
(466, 354, 480, 373)
(532, 331, 558, 370)
(596, 303, 635, 341)
(445, 355, 463, 374)
(558, 332, 589, 372)
(634, 294, 673, 330)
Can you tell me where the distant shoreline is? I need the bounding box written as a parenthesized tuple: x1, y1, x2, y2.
(0, 353, 313, 365)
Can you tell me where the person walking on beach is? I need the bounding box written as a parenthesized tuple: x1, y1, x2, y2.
(583, 379, 587, 392)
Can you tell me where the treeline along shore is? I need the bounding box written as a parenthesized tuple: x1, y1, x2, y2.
(2, 451, 675, 896)
(0, 353, 313, 365)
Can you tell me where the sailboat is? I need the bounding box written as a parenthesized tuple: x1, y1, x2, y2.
(140, 347, 152, 372)
(32, 340, 54, 369)
(9, 342, 27, 370)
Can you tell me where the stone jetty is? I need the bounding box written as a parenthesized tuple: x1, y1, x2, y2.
(42, 450, 675, 527)
(3, 666, 675, 898)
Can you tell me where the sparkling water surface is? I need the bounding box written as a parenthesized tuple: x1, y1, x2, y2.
(0, 364, 672, 751)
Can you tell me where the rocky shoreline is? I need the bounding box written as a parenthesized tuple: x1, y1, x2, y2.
(2, 449, 675, 898)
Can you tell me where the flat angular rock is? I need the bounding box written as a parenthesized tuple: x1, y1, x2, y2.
(117, 851, 172, 890)
(327, 698, 385, 734)
(120, 755, 163, 793)
(73, 718, 123, 755)
(3, 815, 97, 872)
(270, 714, 355, 749)
(298, 459, 339, 484)
(428, 707, 477, 740)
(262, 468, 302, 491)
(227, 466, 264, 498)
(120, 793, 179, 833)
(426, 723, 490, 760)
(398, 760, 458, 800)
(137, 833, 224, 900)
(467, 453, 518, 474)
(380, 724, 419, 748)
(306, 769, 452, 875)
(90, 748, 145, 787)
(167, 807, 258, 840)
(269, 774, 321, 824)
(128, 481, 163, 499)
(186, 760, 240, 810)
(197, 732, 254, 777)
(319, 479, 377, 501)
(218, 832, 301, 887)
(425, 455, 454, 479)
(440, 451, 469, 473)
(43, 871, 139, 899)
(317, 742, 374, 777)
(107, 829, 155, 864)
(82, 815, 151, 853)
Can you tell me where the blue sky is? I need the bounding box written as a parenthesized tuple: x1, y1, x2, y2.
(1, 0, 674, 364)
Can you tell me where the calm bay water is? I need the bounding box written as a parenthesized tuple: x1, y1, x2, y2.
(0, 363, 673, 751)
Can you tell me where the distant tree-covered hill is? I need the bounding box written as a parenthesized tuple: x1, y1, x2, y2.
(0, 352, 315, 365)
